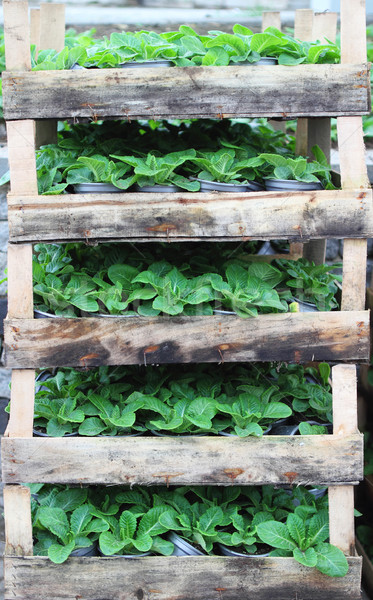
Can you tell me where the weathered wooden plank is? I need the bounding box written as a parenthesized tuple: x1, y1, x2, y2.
(329, 365, 358, 555)
(3, 0, 31, 71)
(4, 486, 32, 556)
(1, 434, 363, 486)
(3, 555, 362, 600)
(2, 64, 371, 121)
(6, 370, 35, 438)
(4, 311, 370, 368)
(7, 189, 373, 243)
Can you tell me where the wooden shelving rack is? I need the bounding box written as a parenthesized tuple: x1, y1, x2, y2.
(1, 2, 371, 598)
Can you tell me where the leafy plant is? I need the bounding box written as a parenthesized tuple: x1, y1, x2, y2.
(111, 149, 199, 191)
(275, 258, 342, 311)
(32, 487, 109, 563)
(99, 507, 174, 556)
(256, 145, 334, 188)
(257, 510, 348, 577)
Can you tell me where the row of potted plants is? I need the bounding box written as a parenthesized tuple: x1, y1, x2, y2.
(30, 24, 341, 71)
(29, 481, 347, 578)
(29, 118, 333, 194)
(26, 362, 332, 437)
(33, 242, 342, 317)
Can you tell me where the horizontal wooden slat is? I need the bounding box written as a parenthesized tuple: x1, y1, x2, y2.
(2, 64, 371, 121)
(4, 555, 362, 600)
(7, 189, 373, 243)
(4, 312, 370, 367)
(1, 434, 363, 486)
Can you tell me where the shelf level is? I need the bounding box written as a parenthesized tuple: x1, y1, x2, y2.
(7, 189, 373, 243)
(3, 555, 362, 600)
(1, 434, 363, 486)
(4, 311, 370, 367)
(2, 63, 371, 121)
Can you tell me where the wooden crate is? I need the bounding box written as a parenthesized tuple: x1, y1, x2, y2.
(1, 3, 369, 599)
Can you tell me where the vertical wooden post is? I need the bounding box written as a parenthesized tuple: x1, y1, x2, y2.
(3, 0, 31, 71)
(296, 11, 337, 265)
(262, 11, 281, 33)
(35, 3, 66, 148)
(339, 0, 369, 311)
(4, 486, 33, 556)
(329, 365, 358, 554)
(3, 0, 36, 560)
(30, 8, 41, 57)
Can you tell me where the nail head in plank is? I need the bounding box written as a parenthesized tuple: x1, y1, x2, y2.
(3, 0, 31, 71)
(4, 485, 33, 556)
(4, 311, 370, 368)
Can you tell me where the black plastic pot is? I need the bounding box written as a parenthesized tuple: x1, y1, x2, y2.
(73, 183, 122, 194)
(71, 544, 97, 557)
(34, 309, 58, 318)
(134, 183, 181, 193)
(168, 532, 205, 556)
(237, 57, 278, 66)
(120, 60, 173, 69)
(270, 420, 332, 436)
(218, 543, 271, 557)
(191, 178, 263, 193)
(265, 179, 324, 191)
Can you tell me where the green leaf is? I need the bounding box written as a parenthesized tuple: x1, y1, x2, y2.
(78, 417, 107, 436)
(308, 511, 329, 545)
(315, 543, 349, 577)
(99, 531, 126, 556)
(70, 505, 92, 536)
(293, 546, 318, 568)
(48, 541, 75, 564)
(257, 521, 296, 551)
(53, 488, 88, 512)
(286, 513, 306, 547)
(119, 511, 137, 538)
(202, 47, 230, 66)
(38, 507, 69, 542)
(198, 506, 224, 533)
(151, 536, 175, 556)
(234, 423, 263, 437)
(69, 294, 99, 312)
(152, 296, 184, 315)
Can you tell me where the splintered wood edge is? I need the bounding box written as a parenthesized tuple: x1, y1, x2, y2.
(3, 311, 370, 368)
(1, 434, 363, 485)
(6, 189, 373, 242)
(3, 556, 363, 600)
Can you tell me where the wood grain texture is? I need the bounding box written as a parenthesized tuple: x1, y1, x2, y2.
(6, 121, 37, 197)
(6, 370, 35, 438)
(294, 9, 314, 41)
(4, 311, 370, 368)
(341, 0, 367, 63)
(7, 244, 33, 319)
(3, 555, 362, 600)
(2, 64, 371, 121)
(4, 486, 32, 556)
(342, 239, 368, 311)
(329, 365, 358, 555)
(262, 11, 281, 31)
(29, 9, 41, 56)
(7, 189, 373, 243)
(1, 434, 363, 486)
(3, 0, 31, 71)
(39, 3, 65, 53)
